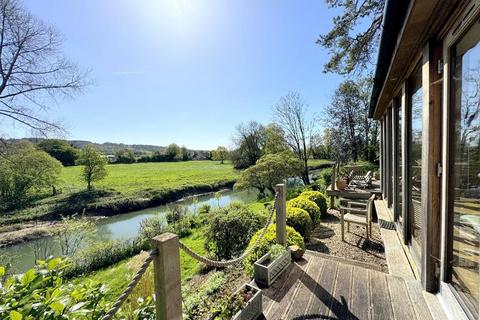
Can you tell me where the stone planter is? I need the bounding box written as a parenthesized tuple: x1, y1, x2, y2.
(254, 248, 291, 287)
(232, 283, 262, 320)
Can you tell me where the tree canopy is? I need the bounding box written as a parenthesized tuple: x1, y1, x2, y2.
(77, 145, 107, 190)
(38, 139, 79, 166)
(211, 146, 229, 164)
(234, 151, 303, 196)
(318, 0, 385, 75)
(0, 141, 62, 207)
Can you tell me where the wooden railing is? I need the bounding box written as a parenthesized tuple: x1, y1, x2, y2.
(102, 183, 287, 320)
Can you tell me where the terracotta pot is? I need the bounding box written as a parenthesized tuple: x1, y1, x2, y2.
(336, 179, 347, 190)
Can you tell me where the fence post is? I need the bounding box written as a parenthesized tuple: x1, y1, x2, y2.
(275, 183, 286, 246)
(330, 162, 337, 208)
(151, 233, 182, 320)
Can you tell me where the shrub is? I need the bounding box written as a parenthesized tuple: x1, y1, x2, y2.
(300, 191, 328, 218)
(244, 224, 304, 276)
(288, 197, 320, 225)
(67, 239, 149, 277)
(286, 206, 312, 240)
(205, 203, 266, 259)
(0, 258, 108, 319)
(138, 214, 168, 242)
(315, 167, 332, 189)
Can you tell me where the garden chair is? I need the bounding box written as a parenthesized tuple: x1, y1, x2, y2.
(340, 195, 375, 241)
(348, 170, 373, 188)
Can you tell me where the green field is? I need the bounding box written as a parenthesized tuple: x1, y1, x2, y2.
(2, 161, 240, 224)
(59, 161, 240, 195)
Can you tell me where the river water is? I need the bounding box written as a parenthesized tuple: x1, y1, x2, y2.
(0, 188, 259, 273)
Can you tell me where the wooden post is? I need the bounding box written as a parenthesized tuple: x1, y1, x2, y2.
(275, 184, 286, 246)
(151, 233, 182, 320)
(330, 162, 337, 208)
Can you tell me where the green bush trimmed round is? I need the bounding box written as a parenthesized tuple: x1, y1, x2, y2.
(244, 224, 305, 276)
(300, 191, 328, 218)
(286, 206, 312, 240)
(288, 197, 320, 224)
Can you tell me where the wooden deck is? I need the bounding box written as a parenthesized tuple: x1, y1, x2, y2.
(255, 251, 439, 320)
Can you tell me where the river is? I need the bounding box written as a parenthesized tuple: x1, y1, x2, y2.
(0, 188, 259, 273)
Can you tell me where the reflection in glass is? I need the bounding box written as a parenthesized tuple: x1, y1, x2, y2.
(397, 104, 403, 224)
(409, 66, 423, 260)
(450, 22, 480, 318)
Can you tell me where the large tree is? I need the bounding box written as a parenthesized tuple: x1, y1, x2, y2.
(273, 92, 315, 185)
(78, 145, 107, 190)
(234, 151, 303, 196)
(0, 0, 87, 136)
(0, 140, 62, 207)
(231, 121, 265, 169)
(211, 146, 229, 164)
(318, 0, 385, 75)
(326, 79, 378, 162)
(38, 139, 79, 166)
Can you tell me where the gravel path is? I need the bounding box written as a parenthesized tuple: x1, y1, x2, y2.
(306, 208, 388, 273)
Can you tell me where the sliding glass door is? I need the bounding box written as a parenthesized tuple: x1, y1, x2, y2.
(449, 20, 480, 319)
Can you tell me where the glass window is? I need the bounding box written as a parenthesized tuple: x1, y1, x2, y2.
(409, 65, 423, 260)
(450, 21, 480, 319)
(397, 103, 403, 223)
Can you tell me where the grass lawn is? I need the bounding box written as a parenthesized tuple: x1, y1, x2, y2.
(59, 161, 240, 195)
(2, 161, 239, 224)
(307, 159, 334, 168)
(75, 227, 209, 302)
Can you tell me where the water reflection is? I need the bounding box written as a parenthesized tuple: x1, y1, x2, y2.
(0, 188, 259, 273)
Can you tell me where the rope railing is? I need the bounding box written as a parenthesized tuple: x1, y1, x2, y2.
(101, 249, 158, 320)
(98, 184, 287, 320)
(178, 192, 278, 268)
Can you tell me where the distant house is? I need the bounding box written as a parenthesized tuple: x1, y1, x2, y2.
(370, 0, 479, 319)
(105, 154, 117, 163)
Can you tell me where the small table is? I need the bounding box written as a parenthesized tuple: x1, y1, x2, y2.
(326, 183, 382, 208)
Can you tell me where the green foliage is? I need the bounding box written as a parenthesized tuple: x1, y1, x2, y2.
(50, 215, 96, 256)
(234, 151, 303, 196)
(77, 145, 107, 190)
(318, 0, 385, 75)
(286, 206, 312, 240)
(316, 167, 332, 189)
(138, 214, 168, 243)
(299, 190, 328, 217)
(263, 123, 289, 155)
(2, 161, 239, 225)
(231, 121, 265, 169)
(0, 141, 62, 208)
(268, 244, 287, 260)
(218, 285, 256, 319)
(115, 148, 136, 164)
(244, 224, 304, 276)
(344, 160, 378, 174)
(205, 203, 265, 259)
(211, 146, 229, 164)
(288, 197, 320, 225)
(0, 258, 108, 319)
(67, 240, 149, 277)
(38, 139, 79, 166)
(183, 271, 226, 319)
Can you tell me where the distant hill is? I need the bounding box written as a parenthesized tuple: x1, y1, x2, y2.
(13, 138, 211, 160)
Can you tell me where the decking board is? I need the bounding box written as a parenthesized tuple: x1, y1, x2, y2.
(258, 252, 444, 319)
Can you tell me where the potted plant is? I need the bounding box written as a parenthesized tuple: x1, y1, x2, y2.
(254, 244, 291, 287)
(219, 283, 262, 320)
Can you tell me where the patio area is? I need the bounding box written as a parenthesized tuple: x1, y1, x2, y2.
(250, 198, 449, 320)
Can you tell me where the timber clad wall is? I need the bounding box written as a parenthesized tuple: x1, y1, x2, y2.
(370, 0, 480, 319)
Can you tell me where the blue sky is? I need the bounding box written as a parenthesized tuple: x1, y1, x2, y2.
(8, 0, 343, 150)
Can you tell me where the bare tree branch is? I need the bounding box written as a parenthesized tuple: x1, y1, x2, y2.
(0, 0, 89, 136)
